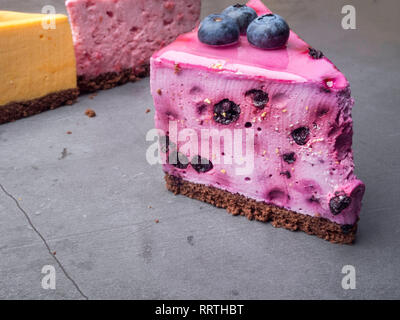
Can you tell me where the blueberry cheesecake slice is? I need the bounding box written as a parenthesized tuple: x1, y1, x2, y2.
(150, 0, 365, 244)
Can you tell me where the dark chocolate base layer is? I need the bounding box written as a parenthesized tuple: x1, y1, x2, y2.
(0, 88, 79, 125)
(165, 174, 357, 244)
(77, 64, 150, 93)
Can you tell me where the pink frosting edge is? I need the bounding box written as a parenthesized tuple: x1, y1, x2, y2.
(152, 0, 349, 89)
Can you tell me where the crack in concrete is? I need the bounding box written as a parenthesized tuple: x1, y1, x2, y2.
(0, 220, 156, 253)
(0, 182, 89, 300)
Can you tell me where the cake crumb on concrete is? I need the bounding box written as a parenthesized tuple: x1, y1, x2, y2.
(155, 219, 160, 224)
(66, 131, 72, 135)
(85, 109, 96, 118)
(59, 148, 69, 160)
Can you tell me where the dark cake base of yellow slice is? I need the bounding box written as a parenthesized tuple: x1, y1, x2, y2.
(165, 173, 357, 244)
(0, 88, 79, 125)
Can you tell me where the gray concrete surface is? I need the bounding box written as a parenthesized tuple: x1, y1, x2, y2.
(0, 0, 399, 300)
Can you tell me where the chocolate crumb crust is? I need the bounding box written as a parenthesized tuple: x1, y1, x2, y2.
(0, 88, 79, 125)
(77, 64, 150, 93)
(165, 174, 357, 244)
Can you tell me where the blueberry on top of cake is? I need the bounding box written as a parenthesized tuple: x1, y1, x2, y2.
(150, 0, 365, 244)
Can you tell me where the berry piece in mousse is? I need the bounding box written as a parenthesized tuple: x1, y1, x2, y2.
(247, 13, 290, 49)
(308, 47, 324, 59)
(245, 89, 269, 109)
(341, 224, 354, 235)
(159, 135, 176, 153)
(191, 156, 214, 173)
(213, 99, 241, 124)
(198, 14, 240, 46)
(280, 171, 291, 179)
(169, 152, 189, 170)
(222, 4, 258, 34)
(291, 127, 310, 146)
(282, 152, 296, 164)
(150, 0, 365, 244)
(329, 193, 352, 215)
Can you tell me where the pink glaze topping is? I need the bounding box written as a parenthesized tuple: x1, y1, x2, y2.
(150, 0, 365, 226)
(66, 0, 201, 78)
(153, 0, 348, 89)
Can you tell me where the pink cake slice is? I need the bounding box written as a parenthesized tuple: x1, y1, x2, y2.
(150, 0, 365, 243)
(66, 0, 201, 92)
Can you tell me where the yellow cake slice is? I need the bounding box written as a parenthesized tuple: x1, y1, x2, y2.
(0, 11, 78, 124)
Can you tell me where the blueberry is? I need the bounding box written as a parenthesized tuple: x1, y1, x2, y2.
(245, 89, 269, 109)
(280, 171, 291, 179)
(308, 47, 324, 59)
(159, 135, 176, 153)
(329, 194, 352, 215)
(222, 4, 258, 35)
(282, 152, 296, 164)
(267, 188, 286, 201)
(191, 155, 214, 173)
(213, 99, 241, 125)
(308, 195, 320, 203)
(341, 224, 354, 234)
(291, 127, 310, 145)
(168, 152, 189, 169)
(198, 14, 240, 46)
(247, 14, 290, 49)
(197, 103, 208, 115)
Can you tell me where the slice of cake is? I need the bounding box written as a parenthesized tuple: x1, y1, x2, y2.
(150, 0, 365, 244)
(66, 0, 201, 92)
(0, 11, 78, 125)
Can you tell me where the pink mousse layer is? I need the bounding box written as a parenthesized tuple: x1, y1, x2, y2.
(66, 0, 201, 78)
(150, 0, 365, 225)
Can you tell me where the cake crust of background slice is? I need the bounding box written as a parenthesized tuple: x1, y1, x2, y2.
(66, 0, 201, 92)
(0, 11, 78, 125)
(150, 0, 365, 243)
